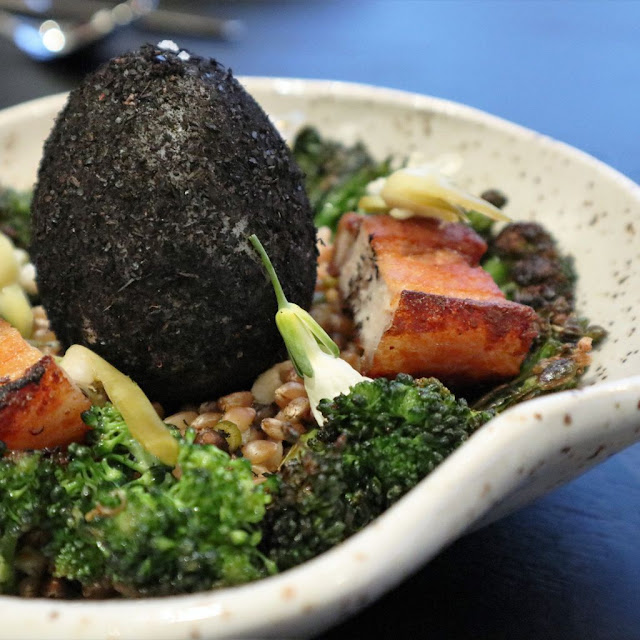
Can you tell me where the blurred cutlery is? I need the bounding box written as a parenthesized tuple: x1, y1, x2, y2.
(0, 0, 244, 61)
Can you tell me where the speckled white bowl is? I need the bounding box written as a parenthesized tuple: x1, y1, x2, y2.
(1, 80, 639, 640)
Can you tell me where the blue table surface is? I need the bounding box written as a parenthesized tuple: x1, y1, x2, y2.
(1, 2, 639, 638)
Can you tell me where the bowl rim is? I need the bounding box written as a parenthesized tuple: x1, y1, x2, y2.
(0, 78, 639, 640)
(2, 77, 639, 198)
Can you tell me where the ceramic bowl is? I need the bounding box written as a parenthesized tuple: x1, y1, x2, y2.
(0, 80, 639, 640)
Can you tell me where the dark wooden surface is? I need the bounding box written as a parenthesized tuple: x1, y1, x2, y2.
(1, 2, 639, 638)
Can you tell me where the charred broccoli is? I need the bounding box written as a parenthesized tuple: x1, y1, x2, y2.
(483, 221, 577, 319)
(476, 221, 607, 412)
(473, 319, 607, 412)
(262, 375, 492, 570)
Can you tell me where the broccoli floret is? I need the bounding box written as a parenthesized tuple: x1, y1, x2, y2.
(46, 405, 165, 587)
(0, 449, 55, 593)
(48, 405, 274, 597)
(260, 438, 356, 570)
(320, 375, 491, 500)
(262, 375, 492, 570)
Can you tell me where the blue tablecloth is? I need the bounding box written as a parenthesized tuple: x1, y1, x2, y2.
(1, 2, 638, 638)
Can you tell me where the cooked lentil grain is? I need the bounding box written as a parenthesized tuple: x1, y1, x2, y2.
(280, 396, 311, 422)
(242, 440, 283, 471)
(218, 391, 254, 411)
(221, 406, 256, 432)
(191, 412, 223, 430)
(274, 381, 306, 408)
(164, 411, 198, 432)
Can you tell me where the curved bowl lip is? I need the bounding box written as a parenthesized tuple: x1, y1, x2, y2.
(2, 76, 639, 198)
(0, 78, 639, 640)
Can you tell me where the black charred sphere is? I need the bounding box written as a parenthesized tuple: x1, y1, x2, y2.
(31, 44, 317, 405)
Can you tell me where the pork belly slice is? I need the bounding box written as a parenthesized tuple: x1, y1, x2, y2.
(332, 213, 539, 385)
(0, 319, 90, 449)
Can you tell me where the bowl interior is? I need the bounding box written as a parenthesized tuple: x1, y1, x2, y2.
(249, 80, 640, 385)
(3, 82, 639, 384)
(0, 80, 639, 640)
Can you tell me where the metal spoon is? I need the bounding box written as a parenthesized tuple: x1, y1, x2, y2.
(0, 0, 244, 61)
(0, 0, 156, 60)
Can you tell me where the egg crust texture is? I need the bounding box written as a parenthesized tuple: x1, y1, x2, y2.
(31, 44, 317, 404)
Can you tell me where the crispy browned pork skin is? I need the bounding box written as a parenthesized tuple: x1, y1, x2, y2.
(332, 213, 539, 385)
(0, 319, 90, 449)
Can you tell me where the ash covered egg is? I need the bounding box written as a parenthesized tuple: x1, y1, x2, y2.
(31, 44, 317, 404)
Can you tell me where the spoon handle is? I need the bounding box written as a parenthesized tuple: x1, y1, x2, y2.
(0, 0, 155, 21)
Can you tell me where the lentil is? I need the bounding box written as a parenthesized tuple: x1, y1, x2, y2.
(242, 440, 282, 471)
(280, 396, 311, 422)
(274, 381, 306, 409)
(221, 406, 256, 432)
(218, 391, 254, 411)
(193, 428, 228, 451)
(164, 411, 198, 432)
(152, 402, 165, 419)
(198, 400, 219, 414)
(191, 412, 223, 430)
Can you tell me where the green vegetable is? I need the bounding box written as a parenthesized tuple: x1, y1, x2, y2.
(1, 405, 273, 597)
(252, 234, 492, 569)
(292, 126, 392, 231)
(482, 221, 577, 314)
(481, 254, 510, 288)
(48, 405, 274, 596)
(466, 209, 496, 237)
(473, 320, 606, 413)
(0, 451, 56, 593)
(475, 221, 606, 412)
(262, 375, 492, 569)
(0, 187, 31, 250)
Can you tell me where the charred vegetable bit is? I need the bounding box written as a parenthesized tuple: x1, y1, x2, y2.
(292, 126, 392, 230)
(473, 318, 606, 413)
(484, 222, 577, 319)
(475, 221, 606, 411)
(262, 375, 492, 569)
(0, 405, 274, 597)
(0, 187, 31, 250)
